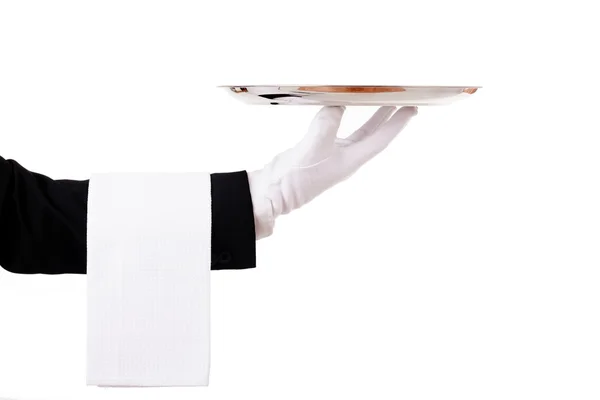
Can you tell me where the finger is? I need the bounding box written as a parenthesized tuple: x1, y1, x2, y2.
(301, 106, 346, 148)
(345, 106, 418, 166)
(345, 106, 396, 143)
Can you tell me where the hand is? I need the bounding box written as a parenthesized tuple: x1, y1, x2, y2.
(248, 105, 418, 239)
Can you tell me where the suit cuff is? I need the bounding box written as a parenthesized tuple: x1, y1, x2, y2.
(210, 171, 256, 270)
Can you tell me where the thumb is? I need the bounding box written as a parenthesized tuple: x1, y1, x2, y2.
(299, 106, 345, 150)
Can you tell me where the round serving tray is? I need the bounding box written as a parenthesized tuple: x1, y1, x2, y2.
(219, 85, 480, 106)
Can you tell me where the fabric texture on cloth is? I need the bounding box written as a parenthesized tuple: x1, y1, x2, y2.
(87, 172, 212, 387)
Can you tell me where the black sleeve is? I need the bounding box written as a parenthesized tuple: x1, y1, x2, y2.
(0, 156, 256, 274)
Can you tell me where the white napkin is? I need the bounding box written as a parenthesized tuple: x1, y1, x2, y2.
(86, 172, 212, 387)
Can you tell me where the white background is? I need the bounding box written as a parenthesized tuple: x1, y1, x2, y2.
(1, 1, 599, 399)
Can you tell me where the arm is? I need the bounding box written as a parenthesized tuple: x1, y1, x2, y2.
(2, 105, 417, 274)
(0, 156, 256, 274)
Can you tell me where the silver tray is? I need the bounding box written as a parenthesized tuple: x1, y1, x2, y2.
(220, 85, 481, 106)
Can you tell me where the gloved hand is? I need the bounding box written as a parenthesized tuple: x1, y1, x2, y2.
(248, 105, 418, 239)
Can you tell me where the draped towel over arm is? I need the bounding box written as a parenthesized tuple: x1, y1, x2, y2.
(86, 172, 212, 387)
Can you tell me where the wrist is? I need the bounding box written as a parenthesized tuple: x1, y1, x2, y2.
(248, 170, 275, 240)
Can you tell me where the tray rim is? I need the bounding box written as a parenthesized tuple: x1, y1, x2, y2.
(218, 84, 483, 89)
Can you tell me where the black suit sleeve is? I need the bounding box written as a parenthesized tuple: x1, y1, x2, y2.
(0, 155, 256, 274)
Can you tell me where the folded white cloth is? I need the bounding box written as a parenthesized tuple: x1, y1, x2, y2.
(86, 172, 212, 387)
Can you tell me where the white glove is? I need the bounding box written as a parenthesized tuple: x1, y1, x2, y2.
(248, 105, 418, 239)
